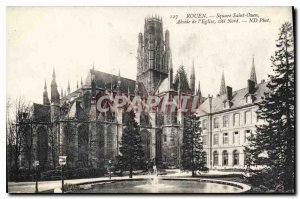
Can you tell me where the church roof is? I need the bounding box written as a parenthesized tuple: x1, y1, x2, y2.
(61, 69, 150, 106)
(196, 81, 269, 116)
(60, 89, 82, 104)
(31, 103, 50, 122)
(85, 69, 136, 94)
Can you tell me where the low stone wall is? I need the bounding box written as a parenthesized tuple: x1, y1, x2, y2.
(58, 176, 251, 193)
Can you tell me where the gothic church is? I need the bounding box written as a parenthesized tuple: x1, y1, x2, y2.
(29, 16, 201, 170)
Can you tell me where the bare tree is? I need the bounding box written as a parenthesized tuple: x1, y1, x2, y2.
(6, 98, 14, 180)
(7, 97, 31, 181)
(22, 118, 33, 178)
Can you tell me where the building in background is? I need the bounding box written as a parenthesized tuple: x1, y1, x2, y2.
(197, 56, 269, 169)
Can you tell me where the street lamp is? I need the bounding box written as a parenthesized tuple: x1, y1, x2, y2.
(59, 156, 67, 193)
(33, 160, 39, 193)
(108, 159, 112, 180)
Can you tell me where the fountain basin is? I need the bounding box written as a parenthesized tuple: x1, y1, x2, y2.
(72, 178, 250, 193)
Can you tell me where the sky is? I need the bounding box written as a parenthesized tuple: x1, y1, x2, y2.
(6, 6, 293, 105)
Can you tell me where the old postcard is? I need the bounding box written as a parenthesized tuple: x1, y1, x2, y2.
(6, 6, 295, 194)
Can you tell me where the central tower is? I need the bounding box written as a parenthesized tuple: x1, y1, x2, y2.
(137, 16, 170, 93)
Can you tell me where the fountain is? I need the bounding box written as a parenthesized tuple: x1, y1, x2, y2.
(151, 165, 159, 185)
(72, 165, 251, 193)
(135, 165, 175, 192)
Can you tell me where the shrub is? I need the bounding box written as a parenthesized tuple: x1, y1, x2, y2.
(199, 167, 209, 172)
(40, 167, 106, 181)
(40, 170, 61, 181)
(64, 183, 80, 192)
(10, 167, 36, 182)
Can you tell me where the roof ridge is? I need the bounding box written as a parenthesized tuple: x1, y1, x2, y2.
(216, 81, 267, 98)
(33, 102, 49, 107)
(92, 69, 136, 82)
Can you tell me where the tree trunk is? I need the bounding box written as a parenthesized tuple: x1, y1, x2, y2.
(14, 154, 19, 181)
(192, 169, 195, 177)
(129, 165, 133, 178)
(28, 155, 32, 180)
(191, 118, 195, 177)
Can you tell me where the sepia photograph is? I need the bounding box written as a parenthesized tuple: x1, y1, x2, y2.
(6, 6, 295, 194)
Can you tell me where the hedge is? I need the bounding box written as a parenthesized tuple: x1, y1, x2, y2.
(40, 167, 106, 181)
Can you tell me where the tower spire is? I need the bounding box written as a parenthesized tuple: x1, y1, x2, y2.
(51, 68, 60, 103)
(250, 54, 257, 85)
(197, 81, 202, 97)
(117, 69, 121, 89)
(77, 80, 79, 89)
(190, 58, 195, 94)
(219, 70, 226, 95)
(67, 80, 70, 94)
(44, 79, 47, 91)
(81, 77, 83, 87)
(52, 68, 56, 79)
(168, 51, 173, 90)
(196, 81, 203, 105)
(43, 79, 50, 105)
(177, 77, 181, 110)
(51, 68, 57, 88)
(51, 68, 56, 85)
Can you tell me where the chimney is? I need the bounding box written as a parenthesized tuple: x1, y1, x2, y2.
(226, 86, 232, 101)
(247, 79, 256, 94)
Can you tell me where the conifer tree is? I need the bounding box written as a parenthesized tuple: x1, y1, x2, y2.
(247, 22, 294, 192)
(118, 110, 144, 178)
(182, 115, 205, 176)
